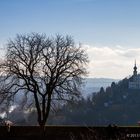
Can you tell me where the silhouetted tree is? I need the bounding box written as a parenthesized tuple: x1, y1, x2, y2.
(106, 87, 111, 93)
(111, 82, 116, 89)
(0, 33, 88, 126)
(118, 78, 128, 89)
(99, 87, 105, 94)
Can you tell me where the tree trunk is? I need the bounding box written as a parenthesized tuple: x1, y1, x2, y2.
(39, 120, 46, 136)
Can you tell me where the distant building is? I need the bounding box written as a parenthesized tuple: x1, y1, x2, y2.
(129, 61, 140, 89)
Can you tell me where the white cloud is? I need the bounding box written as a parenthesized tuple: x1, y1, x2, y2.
(82, 44, 140, 79)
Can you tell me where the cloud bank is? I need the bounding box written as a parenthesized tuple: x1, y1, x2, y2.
(0, 43, 139, 79)
(82, 44, 140, 79)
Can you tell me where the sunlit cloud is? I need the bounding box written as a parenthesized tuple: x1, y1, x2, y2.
(82, 44, 140, 79)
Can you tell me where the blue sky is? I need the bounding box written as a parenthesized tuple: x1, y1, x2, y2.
(0, 0, 140, 78)
(0, 0, 140, 46)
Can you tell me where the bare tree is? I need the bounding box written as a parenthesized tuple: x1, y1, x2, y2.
(0, 33, 88, 126)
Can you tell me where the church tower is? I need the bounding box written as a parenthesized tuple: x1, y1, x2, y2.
(129, 60, 140, 89)
(133, 60, 137, 76)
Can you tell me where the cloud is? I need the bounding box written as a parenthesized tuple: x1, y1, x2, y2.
(82, 44, 140, 79)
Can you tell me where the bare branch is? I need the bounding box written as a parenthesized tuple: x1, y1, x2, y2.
(0, 33, 88, 126)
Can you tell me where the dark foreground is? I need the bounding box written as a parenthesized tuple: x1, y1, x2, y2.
(0, 126, 140, 140)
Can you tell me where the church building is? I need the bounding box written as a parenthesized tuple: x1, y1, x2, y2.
(129, 61, 140, 89)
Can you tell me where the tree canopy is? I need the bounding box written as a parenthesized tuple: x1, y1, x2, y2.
(0, 33, 88, 126)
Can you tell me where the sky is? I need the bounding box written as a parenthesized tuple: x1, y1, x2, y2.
(0, 0, 140, 79)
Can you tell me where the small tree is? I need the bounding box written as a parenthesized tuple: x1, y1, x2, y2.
(0, 33, 88, 126)
(99, 87, 105, 94)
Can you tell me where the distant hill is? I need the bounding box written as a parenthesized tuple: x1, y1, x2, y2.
(81, 78, 120, 97)
(51, 77, 140, 126)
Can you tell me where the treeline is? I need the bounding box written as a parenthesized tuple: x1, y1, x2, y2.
(48, 77, 140, 126)
(1, 77, 140, 126)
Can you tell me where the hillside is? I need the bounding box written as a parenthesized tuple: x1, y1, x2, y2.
(81, 78, 119, 97)
(1, 77, 137, 126)
(50, 77, 140, 126)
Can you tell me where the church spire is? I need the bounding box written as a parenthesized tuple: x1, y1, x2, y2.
(133, 60, 137, 76)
